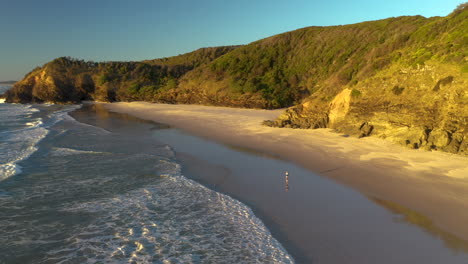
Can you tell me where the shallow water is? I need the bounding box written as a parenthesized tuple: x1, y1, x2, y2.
(147, 111, 468, 264)
(0, 102, 293, 263)
(0, 85, 50, 180)
(3, 98, 468, 263)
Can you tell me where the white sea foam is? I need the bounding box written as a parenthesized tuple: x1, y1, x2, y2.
(0, 98, 5, 104)
(0, 103, 48, 180)
(45, 105, 113, 135)
(50, 147, 109, 157)
(65, 115, 112, 135)
(54, 164, 294, 263)
(0, 104, 81, 181)
(47, 105, 81, 125)
(0, 105, 38, 122)
(0, 163, 22, 180)
(25, 120, 43, 127)
(0, 125, 48, 181)
(24, 105, 40, 112)
(0, 103, 293, 263)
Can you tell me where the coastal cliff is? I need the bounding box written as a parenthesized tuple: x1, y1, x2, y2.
(4, 46, 239, 104)
(3, 3, 467, 155)
(268, 5, 467, 155)
(272, 63, 467, 155)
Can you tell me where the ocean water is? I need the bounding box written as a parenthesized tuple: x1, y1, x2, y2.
(0, 85, 293, 263)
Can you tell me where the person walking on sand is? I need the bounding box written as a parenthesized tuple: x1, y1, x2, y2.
(285, 171, 289, 192)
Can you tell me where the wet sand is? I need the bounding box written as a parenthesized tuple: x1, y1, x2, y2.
(102, 102, 468, 263)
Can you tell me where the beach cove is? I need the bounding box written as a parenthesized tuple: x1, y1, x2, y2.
(102, 101, 468, 263)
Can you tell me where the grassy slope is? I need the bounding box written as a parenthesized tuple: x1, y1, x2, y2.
(7, 6, 466, 106)
(174, 6, 466, 109)
(271, 5, 468, 154)
(143, 46, 241, 68)
(178, 16, 429, 108)
(4, 46, 238, 103)
(4, 4, 467, 153)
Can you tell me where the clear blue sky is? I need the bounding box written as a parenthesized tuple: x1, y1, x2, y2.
(0, 0, 463, 81)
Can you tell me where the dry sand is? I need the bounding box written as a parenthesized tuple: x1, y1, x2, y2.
(103, 102, 468, 258)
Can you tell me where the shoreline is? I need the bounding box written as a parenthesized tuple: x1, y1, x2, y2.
(102, 101, 468, 261)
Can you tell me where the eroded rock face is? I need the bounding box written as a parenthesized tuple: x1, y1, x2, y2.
(267, 99, 329, 129)
(5, 69, 93, 104)
(358, 122, 374, 138)
(5, 47, 240, 105)
(272, 65, 468, 156)
(4, 7, 467, 156)
(329, 88, 352, 125)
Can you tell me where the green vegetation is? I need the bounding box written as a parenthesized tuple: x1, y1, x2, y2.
(351, 89, 362, 98)
(6, 5, 467, 107)
(175, 5, 466, 108)
(4, 47, 237, 103)
(3, 6, 467, 128)
(144, 46, 240, 68)
(5, 3, 467, 155)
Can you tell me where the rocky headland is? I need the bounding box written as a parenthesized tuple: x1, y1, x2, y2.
(3, 3, 467, 155)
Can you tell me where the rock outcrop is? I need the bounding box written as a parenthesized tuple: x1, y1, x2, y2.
(270, 63, 468, 155)
(4, 3, 467, 155)
(5, 46, 240, 104)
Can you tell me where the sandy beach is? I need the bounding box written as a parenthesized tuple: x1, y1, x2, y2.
(103, 101, 468, 263)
